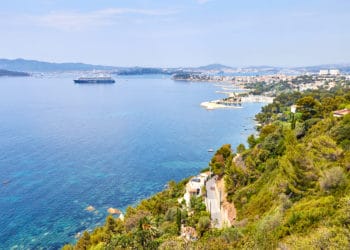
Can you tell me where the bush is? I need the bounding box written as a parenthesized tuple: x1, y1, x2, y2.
(159, 221, 178, 236)
(164, 207, 178, 221)
(197, 216, 211, 236)
(236, 143, 246, 154)
(340, 139, 350, 151)
(320, 167, 347, 192)
(247, 135, 257, 148)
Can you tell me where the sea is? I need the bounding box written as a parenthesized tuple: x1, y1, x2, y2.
(0, 74, 265, 249)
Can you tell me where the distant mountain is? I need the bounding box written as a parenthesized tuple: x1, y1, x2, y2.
(235, 64, 350, 74)
(293, 64, 350, 73)
(1, 58, 349, 74)
(0, 69, 30, 77)
(0, 58, 117, 72)
(197, 64, 234, 71)
(115, 67, 183, 75)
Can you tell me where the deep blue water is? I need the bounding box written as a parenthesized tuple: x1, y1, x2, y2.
(0, 75, 264, 249)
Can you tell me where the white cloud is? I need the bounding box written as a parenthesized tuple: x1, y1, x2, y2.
(26, 8, 177, 31)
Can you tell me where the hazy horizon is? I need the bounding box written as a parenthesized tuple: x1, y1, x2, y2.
(2, 57, 350, 69)
(1, 0, 350, 67)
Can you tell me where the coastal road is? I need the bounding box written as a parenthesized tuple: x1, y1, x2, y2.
(205, 177, 222, 228)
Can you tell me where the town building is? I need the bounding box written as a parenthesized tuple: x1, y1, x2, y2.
(183, 172, 209, 206)
(319, 69, 329, 75)
(329, 69, 340, 76)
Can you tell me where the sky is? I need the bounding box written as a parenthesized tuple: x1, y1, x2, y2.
(1, 0, 350, 67)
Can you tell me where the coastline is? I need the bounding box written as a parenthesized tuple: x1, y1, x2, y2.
(200, 96, 273, 110)
(172, 74, 275, 110)
(67, 85, 350, 249)
(0, 75, 266, 249)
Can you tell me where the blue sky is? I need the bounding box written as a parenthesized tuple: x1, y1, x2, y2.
(1, 0, 350, 67)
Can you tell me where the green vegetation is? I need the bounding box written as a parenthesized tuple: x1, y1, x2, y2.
(220, 88, 350, 249)
(246, 80, 292, 95)
(246, 75, 350, 96)
(66, 86, 350, 249)
(209, 144, 233, 177)
(63, 178, 211, 249)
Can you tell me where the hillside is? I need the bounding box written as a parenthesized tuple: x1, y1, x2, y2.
(196, 64, 234, 71)
(0, 69, 30, 77)
(219, 87, 350, 249)
(0, 58, 117, 72)
(63, 85, 350, 249)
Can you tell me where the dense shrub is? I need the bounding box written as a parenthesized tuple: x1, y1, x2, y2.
(320, 167, 347, 192)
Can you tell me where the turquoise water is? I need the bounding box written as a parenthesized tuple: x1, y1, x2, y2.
(0, 75, 264, 249)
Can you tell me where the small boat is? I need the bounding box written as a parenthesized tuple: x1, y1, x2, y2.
(208, 149, 214, 152)
(2, 180, 10, 185)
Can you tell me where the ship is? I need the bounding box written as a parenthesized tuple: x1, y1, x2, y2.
(74, 75, 115, 84)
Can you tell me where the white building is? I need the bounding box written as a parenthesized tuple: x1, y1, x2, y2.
(183, 172, 209, 207)
(329, 69, 340, 76)
(319, 69, 329, 75)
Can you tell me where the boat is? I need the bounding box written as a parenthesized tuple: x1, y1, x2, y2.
(208, 149, 214, 152)
(74, 75, 115, 84)
(2, 180, 10, 185)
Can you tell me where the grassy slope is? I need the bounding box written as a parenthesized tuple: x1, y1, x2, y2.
(215, 89, 350, 249)
(229, 127, 350, 249)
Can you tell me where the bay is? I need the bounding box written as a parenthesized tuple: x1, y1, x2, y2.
(0, 75, 264, 249)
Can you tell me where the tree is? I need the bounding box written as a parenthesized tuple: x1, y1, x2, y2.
(296, 96, 321, 121)
(62, 245, 74, 250)
(190, 196, 206, 213)
(135, 217, 159, 249)
(105, 215, 117, 233)
(210, 144, 233, 177)
(75, 231, 91, 250)
(225, 162, 248, 199)
(247, 135, 257, 148)
(176, 208, 182, 234)
(331, 114, 350, 149)
(261, 132, 285, 157)
(321, 97, 340, 115)
(237, 143, 246, 153)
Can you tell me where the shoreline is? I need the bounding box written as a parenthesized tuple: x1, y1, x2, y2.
(201, 95, 273, 110)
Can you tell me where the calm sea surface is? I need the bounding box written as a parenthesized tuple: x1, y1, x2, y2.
(0, 75, 264, 249)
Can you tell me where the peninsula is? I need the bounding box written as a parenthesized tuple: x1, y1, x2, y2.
(0, 69, 30, 77)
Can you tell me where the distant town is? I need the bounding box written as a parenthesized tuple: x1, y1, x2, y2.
(172, 68, 349, 96)
(0, 58, 349, 99)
